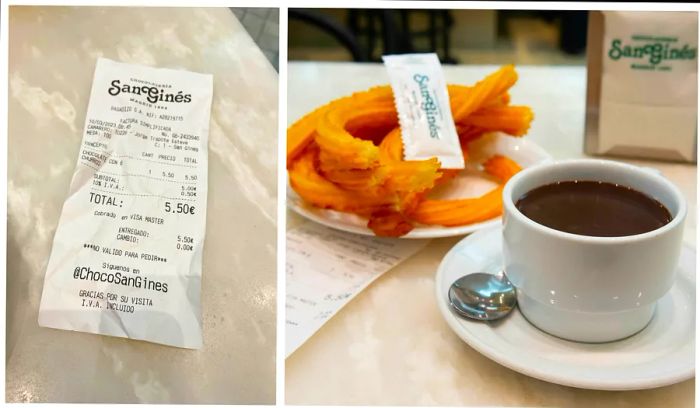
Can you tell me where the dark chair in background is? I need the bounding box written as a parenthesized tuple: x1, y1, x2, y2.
(348, 9, 457, 63)
(535, 10, 589, 54)
(288, 9, 458, 64)
(289, 9, 588, 63)
(288, 9, 367, 61)
(559, 11, 588, 55)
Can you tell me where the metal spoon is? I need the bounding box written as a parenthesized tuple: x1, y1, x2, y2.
(448, 272, 517, 321)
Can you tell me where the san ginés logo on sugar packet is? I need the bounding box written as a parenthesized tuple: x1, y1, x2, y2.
(607, 35, 697, 71)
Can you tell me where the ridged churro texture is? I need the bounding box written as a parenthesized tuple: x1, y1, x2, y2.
(287, 65, 532, 237)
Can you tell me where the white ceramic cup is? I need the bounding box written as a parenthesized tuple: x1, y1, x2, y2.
(502, 159, 686, 342)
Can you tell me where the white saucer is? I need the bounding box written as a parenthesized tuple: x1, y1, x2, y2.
(287, 132, 552, 238)
(435, 226, 695, 390)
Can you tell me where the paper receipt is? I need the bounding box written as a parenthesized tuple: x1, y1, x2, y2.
(38, 58, 213, 349)
(286, 222, 429, 357)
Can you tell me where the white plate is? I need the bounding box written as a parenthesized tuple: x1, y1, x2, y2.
(435, 226, 695, 390)
(287, 132, 552, 238)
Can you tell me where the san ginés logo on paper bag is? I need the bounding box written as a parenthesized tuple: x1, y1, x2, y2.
(585, 11, 698, 162)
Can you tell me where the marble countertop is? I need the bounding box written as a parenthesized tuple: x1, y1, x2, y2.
(7, 7, 277, 403)
(285, 62, 695, 406)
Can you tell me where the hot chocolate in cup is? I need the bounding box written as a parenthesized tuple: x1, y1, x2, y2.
(502, 159, 686, 342)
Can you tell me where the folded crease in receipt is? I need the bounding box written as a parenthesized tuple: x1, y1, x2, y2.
(38, 58, 213, 349)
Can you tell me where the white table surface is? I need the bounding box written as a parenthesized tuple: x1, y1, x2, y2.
(285, 62, 696, 406)
(8, 7, 277, 403)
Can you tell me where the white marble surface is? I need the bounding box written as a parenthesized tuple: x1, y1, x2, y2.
(285, 62, 695, 406)
(8, 7, 277, 403)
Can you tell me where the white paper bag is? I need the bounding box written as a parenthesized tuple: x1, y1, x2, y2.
(585, 11, 698, 162)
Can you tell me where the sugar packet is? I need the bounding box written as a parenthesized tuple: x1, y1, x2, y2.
(383, 53, 464, 169)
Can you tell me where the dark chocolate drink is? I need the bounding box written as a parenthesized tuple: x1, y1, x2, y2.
(515, 181, 672, 237)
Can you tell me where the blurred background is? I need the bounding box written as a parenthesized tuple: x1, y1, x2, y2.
(232, 8, 279, 71)
(288, 9, 588, 65)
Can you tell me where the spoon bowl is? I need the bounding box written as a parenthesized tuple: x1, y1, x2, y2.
(448, 272, 517, 321)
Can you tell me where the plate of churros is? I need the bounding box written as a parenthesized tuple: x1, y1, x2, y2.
(286, 65, 552, 238)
